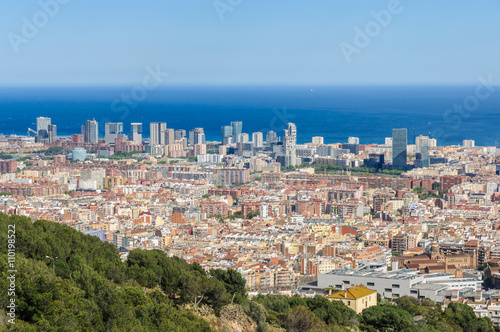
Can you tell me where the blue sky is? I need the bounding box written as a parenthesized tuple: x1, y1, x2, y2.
(1, 0, 499, 86)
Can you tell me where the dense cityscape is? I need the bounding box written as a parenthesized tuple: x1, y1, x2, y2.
(2, 0, 499, 330)
(2, 116, 500, 328)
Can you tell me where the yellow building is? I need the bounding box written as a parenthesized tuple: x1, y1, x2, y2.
(311, 224, 333, 236)
(327, 285, 377, 314)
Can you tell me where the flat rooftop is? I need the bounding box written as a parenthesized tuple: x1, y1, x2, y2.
(323, 269, 421, 280)
(411, 283, 448, 291)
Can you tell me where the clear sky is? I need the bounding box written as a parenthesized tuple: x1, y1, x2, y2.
(1, 0, 499, 86)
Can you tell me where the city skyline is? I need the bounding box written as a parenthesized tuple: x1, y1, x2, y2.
(14, 115, 496, 148)
(13, 114, 490, 174)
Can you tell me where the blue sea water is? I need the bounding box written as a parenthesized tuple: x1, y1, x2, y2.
(0, 85, 499, 146)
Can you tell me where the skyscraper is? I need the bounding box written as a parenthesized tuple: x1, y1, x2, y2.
(150, 122, 166, 145)
(283, 123, 297, 168)
(194, 128, 205, 145)
(421, 138, 429, 168)
(104, 122, 124, 145)
(392, 128, 407, 171)
(348, 137, 360, 144)
(36, 117, 56, 143)
(283, 122, 297, 149)
(222, 135, 234, 145)
(174, 129, 186, 141)
(231, 121, 242, 142)
(252, 132, 263, 148)
(164, 129, 175, 145)
(130, 123, 143, 144)
(312, 136, 324, 145)
(189, 128, 205, 146)
(188, 129, 195, 147)
(428, 138, 437, 148)
(415, 135, 424, 153)
(36, 117, 51, 133)
(238, 133, 249, 143)
(415, 135, 430, 168)
(266, 131, 278, 145)
(463, 140, 475, 148)
(47, 124, 57, 144)
(342, 143, 359, 155)
(83, 119, 99, 144)
(221, 125, 233, 141)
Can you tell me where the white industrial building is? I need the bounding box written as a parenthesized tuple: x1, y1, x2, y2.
(304, 267, 483, 303)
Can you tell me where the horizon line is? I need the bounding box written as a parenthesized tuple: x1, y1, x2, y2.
(0, 83, 497, 89)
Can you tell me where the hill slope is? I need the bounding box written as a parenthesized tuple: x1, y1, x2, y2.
(1, 214, 496, 332)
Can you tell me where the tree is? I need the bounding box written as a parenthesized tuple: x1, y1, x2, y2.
(361, 305, 414, 331)
(0, 214, 212, 331)
(229, 213, 244, 220)
(282, 305, 325, 332)
(213, 214, 224, 222)
(324, 285, 338, 296)
(444, 302, 493, 331)
(413, 187, 424, 194)
(246, 211, 259, 219)
(0, 153, 14, 159)
(210, 269, 247, 304)
(242, 301, 268, 332)
(484, 268, 496, 290)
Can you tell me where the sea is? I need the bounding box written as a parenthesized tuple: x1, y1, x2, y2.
(0, 85, 499, 146)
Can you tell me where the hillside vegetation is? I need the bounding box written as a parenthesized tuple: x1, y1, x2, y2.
(0, 214, 496, 331)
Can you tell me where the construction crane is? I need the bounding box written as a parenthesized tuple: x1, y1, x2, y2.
(27, 128, 36, 137)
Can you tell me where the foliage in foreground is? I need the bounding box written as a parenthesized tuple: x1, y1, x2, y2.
(0, 214, 497, 331)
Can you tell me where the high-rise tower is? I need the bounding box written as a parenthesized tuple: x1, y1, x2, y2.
(392, 128, 407, 171)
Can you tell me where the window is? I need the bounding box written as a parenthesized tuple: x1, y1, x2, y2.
(343, 280, 350, 284)
(347, 301, 351, 305)
(385, 288, 392, 292)
(367, 282, 375, 286)
(394, 294, 400, 298)
(392, 284, 400, 288)
(410, 290, 418, 294)
(335, 284, 342, 289)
